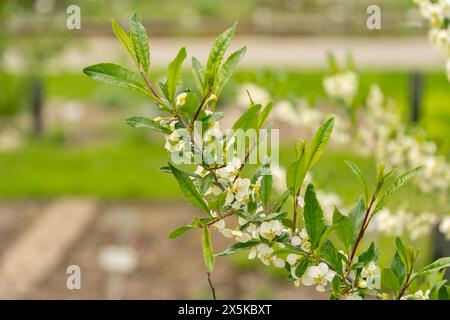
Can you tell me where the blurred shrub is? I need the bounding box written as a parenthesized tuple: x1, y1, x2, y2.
(0, 72, 25, 117)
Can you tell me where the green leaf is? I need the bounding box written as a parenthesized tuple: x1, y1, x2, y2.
(168, 163, 210, 214)
(258, 102, 273, 129)
(125, 116, 172, 134)
(259, 174, 272, 209)
(192, 57, 205, 93)
(295, 258, 309, 278)
(232, 103, 261, 131)
(429, 281, 449, 300)
(332, 207, 354, 251)
(272, 190, 290, 213)
(166, 47, 187, 103)
(202, 225, 215, 272)
(348, 197, 366, 243)
(198, 173, 213, 194)
(286, 118, 334, 194)
(286, 157, 306, 195)
(412, 257, 450, 281)
(205, 23, 237, 91)
(395, 237, 412, 272)
(129, 12, 150, 73)
(168, 224, 197, 239)
(215, 46, 246, 95)
(374, 166, 425, 214)
(303, 184, 327, 249)
(303, 117, 334, 168)
(111, 18, 136, 63)
(216, 240, 260, 256)
(391, 252, 407, 284)
(83, 63, 153, 98)
(344, 160, 369, 205)
(382, 268, 400, 293)
(321, 240, 342, 274)
(358, 242, 378, 264)
(179, 91, 201, 122)
(259, 211, 287, 221)
(438, 285, 450, 300)
(331, 275, 341, 294)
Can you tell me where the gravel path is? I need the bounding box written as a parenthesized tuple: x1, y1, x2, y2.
(53, 36, 444, 71)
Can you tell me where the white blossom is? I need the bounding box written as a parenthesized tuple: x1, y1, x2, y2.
(258, 220, 283, 241)
(301, 263, 335, 292)
(176, 92, 187, 107)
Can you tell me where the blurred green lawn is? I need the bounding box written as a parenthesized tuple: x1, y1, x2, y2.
(0, 70, 447, 203)
(46, 70, 450, 152)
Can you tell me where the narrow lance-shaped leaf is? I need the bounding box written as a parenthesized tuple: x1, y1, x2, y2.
(272, 190, 290, 213)
(125, 116, 172, 134)
(286, 118, 334, 194)
(232, 104, 261, 131)
(205, 22, 237, 90)
(303, 184, 327, 249)
(129, 12, 150, 73)
(202, 225, 215, 272)
(259, 174, 273, 210)
(168, 163, 210, 214)
(83, 63, 154, 98)
(381, 268, 400, 293)
(348, 197, 366, 243)
(216, 240, 260, 256)
(166, 47, 187, 103)
(395, 237, 412, 272)
(332, 207, 354, 252)
(373, 166, 426, 214)
(258, 102, 273, 130)
(111, 18, 137, 63)
(411, 257, 450, 282)
(168, 224, 197, 239)
(304, 117, 334, 168)
(192, 57, 205, 94)
(286, 157, 306, 195)
(215, 46, 246, 95)
(295, 258, 309, 278)
(345, 160, 369, 205)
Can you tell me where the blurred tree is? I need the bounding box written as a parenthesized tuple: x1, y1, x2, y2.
(1, 0, 74, 136)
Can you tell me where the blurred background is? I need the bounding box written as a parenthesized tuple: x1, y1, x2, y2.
(0, 0, 448, 299)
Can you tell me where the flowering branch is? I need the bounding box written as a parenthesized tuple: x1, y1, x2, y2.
(83, 12, 450, 301)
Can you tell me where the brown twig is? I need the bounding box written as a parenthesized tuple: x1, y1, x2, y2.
(206, 210, 235, 226)
(346, 194, 377, 275)
(206, 272, 217, 300)
(191, 91, 212, 128)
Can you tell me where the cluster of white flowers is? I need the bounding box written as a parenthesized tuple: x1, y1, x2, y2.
(364, 84, 449, 195)
(370, 208, 438, 241)
(415, 0, 450, 80)
(236, 83, 352, 146)
(323, 71, 359, 105)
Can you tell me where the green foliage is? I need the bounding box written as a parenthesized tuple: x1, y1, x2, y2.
(125, 116, 172, 134)
(165, 47, 187, 104)
(202, 225, 215, 272)
(82, 63, 153, 98)
(345, 160, 369, 205)
(286, 118, 334, 195)
(332, 207, 353, 252)
(374, 166, 426, 214)
(80, 12, 450, 301)
(129, 12, 150, 73)
(168, 163, 210, 214)
(303, 184, 327, 250)
(217, 240, 260, 256)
